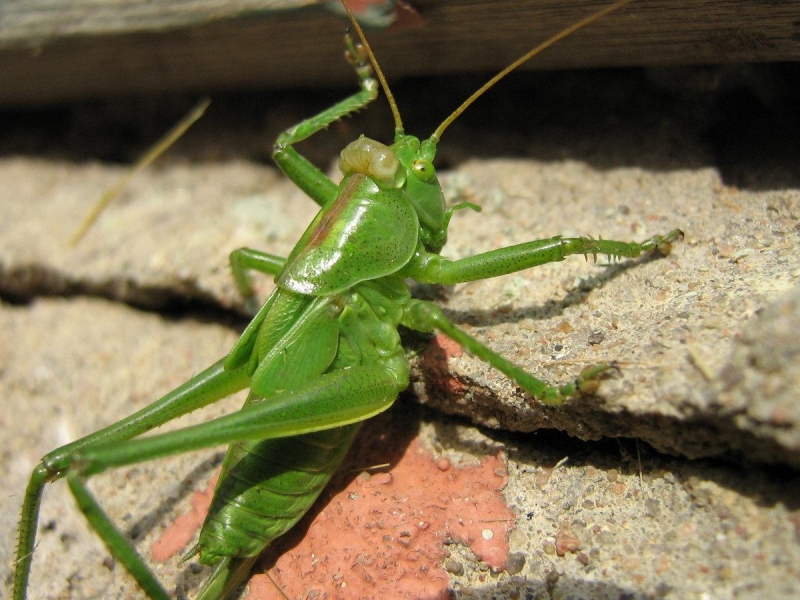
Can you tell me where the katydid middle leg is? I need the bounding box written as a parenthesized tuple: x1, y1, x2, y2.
(403, 299, 611, 406)
(229, 247, 287, 312)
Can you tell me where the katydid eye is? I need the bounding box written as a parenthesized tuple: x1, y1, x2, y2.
(412, 160, 435, 181)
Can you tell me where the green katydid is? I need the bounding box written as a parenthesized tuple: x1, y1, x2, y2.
(13, 0, 683, 598)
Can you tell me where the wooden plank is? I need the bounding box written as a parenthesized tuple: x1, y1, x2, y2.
(0, 1, 328, 47)
(0, 0, 798, 106)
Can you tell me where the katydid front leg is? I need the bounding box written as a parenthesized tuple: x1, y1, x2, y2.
(402, 229, 684, 285)
(272, 31, 380, 208)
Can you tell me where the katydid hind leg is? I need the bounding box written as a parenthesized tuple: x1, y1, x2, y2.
(74, 360, 408, 476)
(16, 360, 403, 600)
(12, 359, 252, 600)
(67, 364, 403, 598)
(67, 474, 171, 600)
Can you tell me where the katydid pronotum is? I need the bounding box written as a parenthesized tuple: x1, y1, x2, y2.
(13, 0, 682, 598)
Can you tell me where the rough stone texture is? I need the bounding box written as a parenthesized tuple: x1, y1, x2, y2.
(1, 65, 799, 598)
(714, 284, 800, 457)
(409, 158, 800, 467)
(2, 301, 799, 599)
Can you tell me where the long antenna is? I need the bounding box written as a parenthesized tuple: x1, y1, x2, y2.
(341, 0, 404, 136)
(431, 0, 636, 142)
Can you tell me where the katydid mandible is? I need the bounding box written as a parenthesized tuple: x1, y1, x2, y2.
(14, 0, 682, 597)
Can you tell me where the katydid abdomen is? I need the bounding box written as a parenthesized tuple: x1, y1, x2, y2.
(198, 423, 361, 562)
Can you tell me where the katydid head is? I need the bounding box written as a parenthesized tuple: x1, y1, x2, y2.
(390, 134, 447, 249)
(340, 1, 448, 252)
(339, 0, 636, 253)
